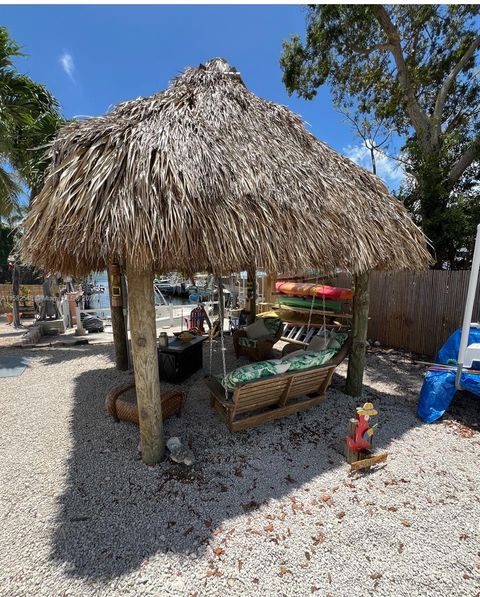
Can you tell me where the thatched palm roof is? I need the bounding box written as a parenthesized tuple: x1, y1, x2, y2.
(20, 58, 430, 275)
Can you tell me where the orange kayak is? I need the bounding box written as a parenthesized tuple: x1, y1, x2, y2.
(275, 282, 353, 301)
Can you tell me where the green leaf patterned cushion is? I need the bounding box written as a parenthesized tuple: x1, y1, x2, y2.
(222, 359, 291, 391)
(238, 336, 257, 348)
(286, 350, 337, 371)
(262, 317, 282, 335)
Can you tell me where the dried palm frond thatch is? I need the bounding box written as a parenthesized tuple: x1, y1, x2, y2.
(20, 58, 431, 276)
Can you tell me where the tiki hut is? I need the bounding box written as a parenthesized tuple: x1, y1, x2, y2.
(20, 58, 430, 463)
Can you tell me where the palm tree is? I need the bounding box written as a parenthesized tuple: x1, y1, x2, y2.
(0, 26, 64, 327)
(0, 26, 62, 216)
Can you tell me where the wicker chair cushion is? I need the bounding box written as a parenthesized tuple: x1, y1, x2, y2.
(238, 336, 258, 348)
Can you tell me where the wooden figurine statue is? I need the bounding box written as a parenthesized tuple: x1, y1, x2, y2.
(346, 402, 388, 471)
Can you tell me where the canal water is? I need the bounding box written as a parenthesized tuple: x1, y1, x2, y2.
(87, 271, 192, 310)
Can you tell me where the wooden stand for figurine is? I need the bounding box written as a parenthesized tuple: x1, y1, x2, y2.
(350, 453, 388, 471)
(346, 418, 361, 464)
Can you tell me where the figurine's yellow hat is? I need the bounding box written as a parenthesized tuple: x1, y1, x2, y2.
(356, 402, 378, 416)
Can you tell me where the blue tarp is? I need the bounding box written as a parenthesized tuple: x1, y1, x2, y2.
(417, 327, 480, 423)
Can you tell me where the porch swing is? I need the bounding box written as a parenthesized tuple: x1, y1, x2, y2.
(205, 275, 352, 431)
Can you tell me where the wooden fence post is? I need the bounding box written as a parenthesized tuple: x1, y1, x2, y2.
(126, 258, 164, 464)
(345, 271, 370, 397)
(108, 261, 129, 371)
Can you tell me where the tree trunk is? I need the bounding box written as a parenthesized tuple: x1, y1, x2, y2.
(345, 271, 370, 397)
(108, 261, 129, 371)
(126, 259, 164, 464)
(246, 265, 256, 324)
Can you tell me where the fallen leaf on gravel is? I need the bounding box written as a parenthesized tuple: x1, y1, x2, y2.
(305, 551, 311, 561)
(401, 519, 412, 527)
(206, 568, 222, 577)
(265, 514, 275, 520)
(237, 560, 243, 571)
(212, 547, 224, 557)
(264, 523, 274, 532)
(370, 572, 383, 580)
(459, 533, 469, 540)
(204, 519, 212, 528)
(312, 532, 326, 545)
(278, 512, 287, 521)
(310, 586, 319, 593)
(398, 543, 404, 553)
(278, 566, 291, 576)
(336, 511, 345, 519)
(234, 467, 243, 477)
(320, 495, 333, 506)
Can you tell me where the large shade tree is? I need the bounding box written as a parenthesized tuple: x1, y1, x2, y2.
(281, 5, 480, 264)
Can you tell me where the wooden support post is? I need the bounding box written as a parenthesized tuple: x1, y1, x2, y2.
(264, 272, 277, 305)
(345, 271, 370, 397)
(108, 261, 129, 371)
(126, 259, 164, 464)
(217, 276, 225, 332)
(246, 264, 257, 324)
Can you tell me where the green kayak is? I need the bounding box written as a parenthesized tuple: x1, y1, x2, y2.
(274, 296, 342, 312)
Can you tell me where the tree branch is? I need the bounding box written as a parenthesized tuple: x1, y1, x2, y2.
(433, 35, 480, 130)
(448, 134, 480, 187)
(351, 43, 392, 56)
(373, 6, 431, 143)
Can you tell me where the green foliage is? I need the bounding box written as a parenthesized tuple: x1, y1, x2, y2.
(0, 224, 14, 264)
(0, 26, 64, 215)
(281, 5, 480, 264)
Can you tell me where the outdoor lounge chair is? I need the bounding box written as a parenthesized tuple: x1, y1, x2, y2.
(205, 362, 337, 431)
(233, 316, 283, 361)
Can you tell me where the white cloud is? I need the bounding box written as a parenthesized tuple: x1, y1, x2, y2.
(343, 140, 404, 187)
(59, 51, 76, 82)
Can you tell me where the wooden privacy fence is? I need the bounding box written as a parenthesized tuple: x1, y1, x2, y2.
(332, 271, 477, 357)
(0, 284, 44, 300)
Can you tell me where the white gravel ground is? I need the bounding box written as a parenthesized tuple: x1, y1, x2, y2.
(0, 333, 479, 597)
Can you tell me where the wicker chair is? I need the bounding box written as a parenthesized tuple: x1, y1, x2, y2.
(233, 316, 283, 361)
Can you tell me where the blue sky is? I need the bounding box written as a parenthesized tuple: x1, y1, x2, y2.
(2, 5, 401, 188)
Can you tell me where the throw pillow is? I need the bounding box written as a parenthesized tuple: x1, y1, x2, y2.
(245, 318, 270, 340)
(308, 333, 330, 352)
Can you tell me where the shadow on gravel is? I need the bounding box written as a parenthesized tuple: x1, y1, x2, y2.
(51, 343, 430, 581)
